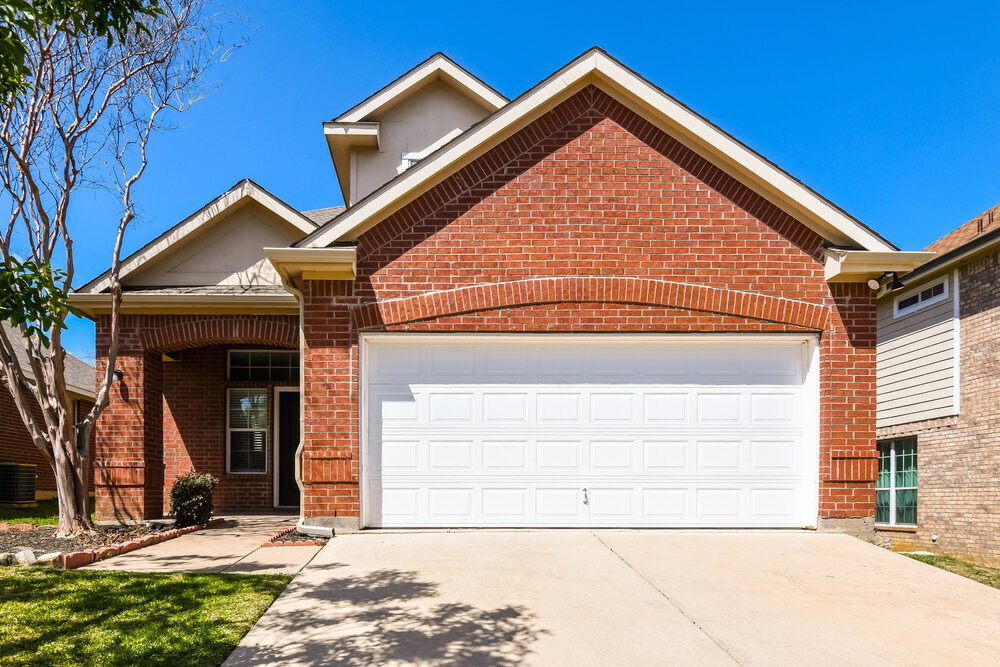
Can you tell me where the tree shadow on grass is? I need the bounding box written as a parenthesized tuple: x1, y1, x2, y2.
(227, 564, 546, 666)
(0, 568, 289, 667)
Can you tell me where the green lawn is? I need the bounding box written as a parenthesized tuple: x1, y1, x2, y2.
(0, 497, 94, 526)
(0, 567, 289, 666)
(906, 553, 1000, 590)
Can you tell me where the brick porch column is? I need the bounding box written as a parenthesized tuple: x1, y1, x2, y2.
(300, 280, 360, 531)
(94, 325, 164, 521)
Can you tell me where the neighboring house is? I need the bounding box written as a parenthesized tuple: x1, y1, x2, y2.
(0, 322, 96, 499)
(71, 49, 928, 534)
(876, 202, 1000, 564)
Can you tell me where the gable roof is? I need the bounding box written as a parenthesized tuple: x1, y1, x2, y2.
(78, 179, 320, 294)
(924, 202, 1000, 254)
(332, 52, 508, 123)
(300, 206, 346, 226)
(300, 48, 897, 251)
(2, 322, 95, 399)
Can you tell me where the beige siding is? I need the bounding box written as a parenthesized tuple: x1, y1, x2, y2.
(351, 79, 494, 204)
(123, 200, 302, 288)
(877, 280, 958, 428)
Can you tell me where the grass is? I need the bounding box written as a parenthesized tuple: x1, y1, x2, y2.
(0, 567, 290, 666)
(906, 553, 1000, 590)
(0, 497, 95, 526)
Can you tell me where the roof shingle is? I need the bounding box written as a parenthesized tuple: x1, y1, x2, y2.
(924, 202, 1000, 254)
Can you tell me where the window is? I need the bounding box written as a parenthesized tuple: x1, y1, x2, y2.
(229, 350, 299, 382)
(894, 278, 948, 318)
(227, 388, 268, 473)
(877, 437, 917, 525)
(399, 151, 424, 172)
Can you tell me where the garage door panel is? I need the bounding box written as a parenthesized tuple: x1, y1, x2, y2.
(364, 339, 815, 528)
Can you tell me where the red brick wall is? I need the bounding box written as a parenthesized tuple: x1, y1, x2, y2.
(94, 314, 297, 520)
(300, 85, 878, 523)
(0, 387, 94, 498)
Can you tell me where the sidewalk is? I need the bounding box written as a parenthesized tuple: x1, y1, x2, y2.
(83, 515, 320, 574)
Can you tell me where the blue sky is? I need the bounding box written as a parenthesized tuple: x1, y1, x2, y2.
(63, 0, 1000, 361)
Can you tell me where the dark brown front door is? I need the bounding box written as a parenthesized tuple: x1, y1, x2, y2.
(277, 391, 300, 508)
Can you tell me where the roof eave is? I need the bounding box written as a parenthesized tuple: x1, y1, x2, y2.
(823, 249, 935, 283)
(68, 292, 300, 316)
(264, 246, 358, 289)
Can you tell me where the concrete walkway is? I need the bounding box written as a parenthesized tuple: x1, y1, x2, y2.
(84, 515, 320, 575)
(227, 530, 1000, 666)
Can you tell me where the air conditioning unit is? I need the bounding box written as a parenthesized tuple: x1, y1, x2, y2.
(0, 462, 37, 506)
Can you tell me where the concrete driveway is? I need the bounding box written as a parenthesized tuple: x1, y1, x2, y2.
(226, 531, 1000, 666)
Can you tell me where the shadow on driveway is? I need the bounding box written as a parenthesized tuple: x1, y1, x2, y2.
(227, 562, 545, 665)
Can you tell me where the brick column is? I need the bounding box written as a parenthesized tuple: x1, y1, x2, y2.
(817, 283, 878, 536)
(300, 280, 360, 530)
(94, 318, 164, 522)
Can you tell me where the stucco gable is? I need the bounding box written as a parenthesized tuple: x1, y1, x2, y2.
(302, 48, 898, 252)
(78, 179, 318, 294)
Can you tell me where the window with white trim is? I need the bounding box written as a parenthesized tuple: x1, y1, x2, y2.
(894, 278, 948, 318)
(398, 151, 424, 172)
(227, 388, 268, 473)
(876, 437, 917, 525)
(228, 350, 299, 382)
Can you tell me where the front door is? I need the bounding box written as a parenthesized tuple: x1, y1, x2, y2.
(277, 390, 301, 508)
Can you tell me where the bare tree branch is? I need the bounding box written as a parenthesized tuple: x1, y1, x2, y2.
(0, 0, 239, 535)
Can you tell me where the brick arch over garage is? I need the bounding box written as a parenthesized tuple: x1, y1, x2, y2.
(140, 317, 298, 353)
(351, 277, 831, 331)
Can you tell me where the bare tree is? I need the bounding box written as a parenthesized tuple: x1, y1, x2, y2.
(0, 0, 234, 535)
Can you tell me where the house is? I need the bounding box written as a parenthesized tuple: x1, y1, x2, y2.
(70, 49, 930, 534)
(0, 322, 96, 500)
(875, 202, 1000, 564)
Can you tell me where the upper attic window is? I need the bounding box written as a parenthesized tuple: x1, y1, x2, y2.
(894, 277, 948, 318)
(399, 151, 425, 172)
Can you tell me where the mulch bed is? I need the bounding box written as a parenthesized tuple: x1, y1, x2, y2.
(261, 526, 326, 547)
(0, 524, 165, 556)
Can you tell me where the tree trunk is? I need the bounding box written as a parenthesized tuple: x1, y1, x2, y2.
(51, 435, 93, 535)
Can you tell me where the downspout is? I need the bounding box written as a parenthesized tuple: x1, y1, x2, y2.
(277, 275, 334, 538)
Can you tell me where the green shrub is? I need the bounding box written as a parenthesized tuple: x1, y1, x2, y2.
(170, 472, 219, 528)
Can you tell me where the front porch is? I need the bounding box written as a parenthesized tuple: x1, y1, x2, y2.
(94, 316, 303, 522)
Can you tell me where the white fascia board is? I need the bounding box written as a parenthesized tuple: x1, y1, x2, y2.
(79, 181, 317, 294)
(322, 122, 380, 142)
(823, 249, 934, 282)
(302, 49, 898, 252)
(587, 53, 896, 252)
(68, 292, 299, 316)
(335, 54, 507, 123)
(264, 246, 357, 285)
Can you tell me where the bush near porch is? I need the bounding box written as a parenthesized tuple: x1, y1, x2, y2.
(0, 568, 289, 666)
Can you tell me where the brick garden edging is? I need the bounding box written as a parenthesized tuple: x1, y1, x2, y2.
(260, 526, 326, 547)
(55, 518, 227, 570)
(0, 523, 37, 532)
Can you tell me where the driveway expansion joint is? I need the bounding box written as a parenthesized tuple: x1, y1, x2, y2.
(590, 531, 742, 665)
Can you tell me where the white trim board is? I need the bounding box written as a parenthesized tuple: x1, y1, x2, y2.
(334, 53, 507, 123)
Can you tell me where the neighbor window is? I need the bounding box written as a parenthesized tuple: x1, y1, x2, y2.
(228, 350, 299, 382)
(876, 437, 917, 525)
(227, 388, 268, 473)
(894, 278, 948, 318)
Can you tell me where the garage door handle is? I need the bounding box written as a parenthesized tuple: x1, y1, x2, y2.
(582, 488, 589, 505)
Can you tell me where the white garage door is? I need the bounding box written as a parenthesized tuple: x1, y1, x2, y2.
(363, 336, 818, 528)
